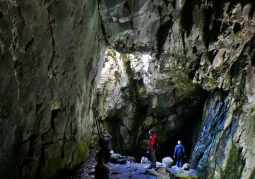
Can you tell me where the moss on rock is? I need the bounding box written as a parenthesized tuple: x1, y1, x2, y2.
(40, 157, 62, 179)
(73, 143, 88, 165)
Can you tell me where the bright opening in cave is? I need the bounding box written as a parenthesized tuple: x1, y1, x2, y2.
(94, 48, 208, 164)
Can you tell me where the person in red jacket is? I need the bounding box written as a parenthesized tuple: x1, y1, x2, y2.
(147, 129, 157, 168)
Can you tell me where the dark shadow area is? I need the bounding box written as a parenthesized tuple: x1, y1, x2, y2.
(251, 56, 255, 67)
(208, 49, 217, 64)
(181, 0, 194, 37)
(51, 109, 61, 130)
(157, 19, 172, 54)
(159, 113, 203, 164)
(208, 19, 221, 42)
(103, 87, 209, 165)
(233, 22, 241, 34)
(104, 117, 124, 155)
(249, 3, 255, 19)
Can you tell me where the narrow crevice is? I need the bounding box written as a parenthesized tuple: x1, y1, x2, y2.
(35, 142, 54, 179)
(181, 0, 194, 37)
(248, 4, 255, 18)
(202, 6, 213, 48)
(158, 6, 163, 18)
(36, 103, 43, 114)
(250, 50, 255, 67)
(97, 1, 109, 45)
(17, 134, 40, 178)
(208, 49, 217, 64)
(106, 117, 124, 154)
(51, 109, 60, 130)
(100, 17, 109, 45)
(233, 22, 241, 35)
(189, 54, 202, 80)
(0, 11, 3, 19)
(164, 0, 169, 7)
(210, 20, 222, 43)
(17, 6, 25, 30)
(124, 1, 134, 30)
(26, 134, 39, 157)
(156, 19, 172, 55)
(25, 37, 34, 53)
(181, 31, 186, 55)
(46, 4, 56, 76)
(172, 0, 176, 9)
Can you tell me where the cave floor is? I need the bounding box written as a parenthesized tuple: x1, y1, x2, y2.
(70, 150, 175, 179)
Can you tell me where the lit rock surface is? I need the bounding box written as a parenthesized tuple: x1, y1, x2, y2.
(95, 48, 207, 158)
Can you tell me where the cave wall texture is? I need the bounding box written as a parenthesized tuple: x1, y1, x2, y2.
(1, 0, 255, 179)
(0, 0, 105, 178)
(95, 0, 255, 179)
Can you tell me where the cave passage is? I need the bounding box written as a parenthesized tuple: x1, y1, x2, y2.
(94, 48, 209, 165)
(103, 109, 204, 164)
(159, 114, 201, 163)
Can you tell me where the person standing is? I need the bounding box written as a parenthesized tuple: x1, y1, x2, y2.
(147, 129, 157, 168)
(173, 140, 186, 168)
(96, 133, 112, 163)
(95, 156, 109, 179)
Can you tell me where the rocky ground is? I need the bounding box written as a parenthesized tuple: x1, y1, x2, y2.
(68, 150, 198, 179)
(70, 152, 165, 179)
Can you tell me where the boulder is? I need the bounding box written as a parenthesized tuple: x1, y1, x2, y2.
(166, 166, 199, 179)
(156, 162, 166, 168)
(110, 152, 136, 164)
(162, 157, 174, 167)
(146, 168, 160, 176)
(181, 163, 190, 170)
(157, 167, 167, 174)
(140, 156, 151, 164)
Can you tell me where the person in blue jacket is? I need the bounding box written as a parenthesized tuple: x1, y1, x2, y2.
(173, 140, 186, 168)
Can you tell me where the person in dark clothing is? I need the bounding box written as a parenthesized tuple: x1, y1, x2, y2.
(147, 129, 157, 168)
(95, 156, 109, 179)
(96, 134, 112, 163)
(173, 140, 186, 168)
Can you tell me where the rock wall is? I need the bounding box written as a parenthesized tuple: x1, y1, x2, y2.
(0, 1, 105, 178)
(95, 49, 207, 158)
(96, 0, 255, 178)
(1, 0, 255, 178)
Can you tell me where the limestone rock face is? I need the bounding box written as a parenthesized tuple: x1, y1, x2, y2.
(95, 49, 207, 156)
(0, 1, 104, 178)
(191, 89, 255, 179)
(96, 0, 255, 178)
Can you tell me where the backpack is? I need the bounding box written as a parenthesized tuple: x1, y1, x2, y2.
(153, 137, 158, 149)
